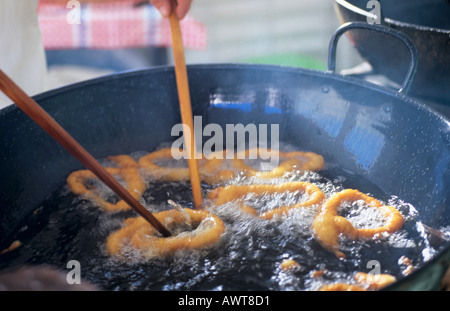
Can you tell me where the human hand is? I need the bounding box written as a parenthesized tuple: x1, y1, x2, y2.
(149, 0, 192, 19)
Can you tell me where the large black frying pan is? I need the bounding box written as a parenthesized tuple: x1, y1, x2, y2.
(0, 23, 449, 291)
(333, 0, 450, 104)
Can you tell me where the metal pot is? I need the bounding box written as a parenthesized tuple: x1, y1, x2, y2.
(334, 0, 450, 104)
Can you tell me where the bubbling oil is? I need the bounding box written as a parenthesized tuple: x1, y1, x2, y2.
(0, 144, 447, 291)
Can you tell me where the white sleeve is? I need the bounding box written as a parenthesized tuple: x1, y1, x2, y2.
(0, 0, 48, 109)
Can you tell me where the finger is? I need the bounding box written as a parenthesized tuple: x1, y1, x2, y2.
(175, 0, 192, 20)
(149, 0, 172, 18)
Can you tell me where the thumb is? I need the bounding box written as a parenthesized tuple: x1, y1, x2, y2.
(150, 0, 172, 18)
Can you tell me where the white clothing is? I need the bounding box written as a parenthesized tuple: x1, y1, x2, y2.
(0, 1, 48, 109)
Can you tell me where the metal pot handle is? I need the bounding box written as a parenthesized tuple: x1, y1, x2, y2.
(327, 22, 419, 95)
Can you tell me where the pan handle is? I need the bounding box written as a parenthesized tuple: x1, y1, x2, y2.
(327, 22, 418, 95)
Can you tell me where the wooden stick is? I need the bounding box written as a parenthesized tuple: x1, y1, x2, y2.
(168, 1, 203, 209)
(0, 69, 172, 237)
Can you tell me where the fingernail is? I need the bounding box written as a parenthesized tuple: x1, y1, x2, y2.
(159, 5, 170, 18)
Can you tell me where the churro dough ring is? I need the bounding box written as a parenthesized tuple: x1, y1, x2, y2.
(318, 272, 396, 291)
(199, 150, 239, 184)
(208, 182, 325, 219)
(353, 272, 397, 290)
(318, 283, 367, 291)
(138, 148, 192, 181)
(106, 208, 225, 258)
(312, 189, 404, 258)
(138, 148, 238, 184)
(138, 147, 325, 183)
(138, 148, 235, 183)
(232, 148, 325, 179)
(66, 155, 147, 212)
(280, 259, 301, 272)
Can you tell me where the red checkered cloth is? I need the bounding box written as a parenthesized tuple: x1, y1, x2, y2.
(38, 0, 207, 50)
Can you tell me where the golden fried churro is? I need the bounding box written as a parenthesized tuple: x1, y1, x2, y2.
(106, 208, 225, 258)
(312, 189, 404, 258)
(208, 182, 325, 219)
(67, 155, 147, 212)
